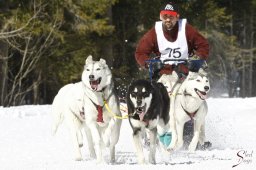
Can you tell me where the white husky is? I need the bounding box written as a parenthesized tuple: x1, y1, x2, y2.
(51, 82, 95, 161)
(158, 70, 210, 152)
(52, 55, 122, 163)
(174, 70, 210, 152)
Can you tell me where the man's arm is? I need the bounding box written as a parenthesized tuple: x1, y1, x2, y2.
(135, 27, 160, 68)
(186, 24, 209, 60)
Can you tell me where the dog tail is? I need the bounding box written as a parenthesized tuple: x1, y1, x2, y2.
(52, 112, 64, 136)
(51, 98, 64, 136)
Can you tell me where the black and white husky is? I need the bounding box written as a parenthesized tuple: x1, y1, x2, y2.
(126, 79, 171, 164)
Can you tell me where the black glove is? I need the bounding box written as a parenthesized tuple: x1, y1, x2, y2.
(147, 61, 163, 80)
(150, 61, 163, 73)
(188, 59, 205, 72)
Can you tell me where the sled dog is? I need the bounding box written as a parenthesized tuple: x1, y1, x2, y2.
(52, 55, 122, 163)
(127, 79, 171, 164)
(174, 70, 210, 152)
(51, 82, 95, 161)
(157, 73, 179, 150)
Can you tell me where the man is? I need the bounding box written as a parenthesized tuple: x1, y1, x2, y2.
(135, 2, 209, 76)
(135, 2, 211, 150)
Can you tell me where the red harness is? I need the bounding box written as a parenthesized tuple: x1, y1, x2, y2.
(96, 105, 104, 123)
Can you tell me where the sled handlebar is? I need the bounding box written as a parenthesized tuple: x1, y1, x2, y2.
(161, 58, 188, 64)
(145, 59, 188, 81)
(145, 58, 204, 81)
(145, 58, 189, 65)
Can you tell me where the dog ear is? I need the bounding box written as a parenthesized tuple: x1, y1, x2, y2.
(126, 88, 135, 113)
(85, 55, 93, 64)
(99, 58, 106, 65)
(188, 71, 199, 80)
(198, 68, 208, 76)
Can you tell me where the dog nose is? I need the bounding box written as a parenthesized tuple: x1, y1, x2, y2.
(89, 75, 94, 80)
(204, 86, 210, 91)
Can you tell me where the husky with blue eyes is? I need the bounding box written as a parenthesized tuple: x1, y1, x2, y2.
(126, 79, 171, 164)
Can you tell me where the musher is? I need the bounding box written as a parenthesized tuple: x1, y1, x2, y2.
(135, 1, 211, 149)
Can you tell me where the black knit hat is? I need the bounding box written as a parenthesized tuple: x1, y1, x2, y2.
(160, 2, 179, 16)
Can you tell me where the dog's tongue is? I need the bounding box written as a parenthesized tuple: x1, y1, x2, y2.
(91, 84, 98, 90)
(90, 81, 98, 90)
(139, 112, 146, 121)
(201, 95, 207, 100)
(199, 93, 207, 100)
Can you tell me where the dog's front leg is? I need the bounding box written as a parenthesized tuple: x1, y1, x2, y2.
(148, 128, 157, 164)
(66, 114, 82, 161)
(69, 127, 82, 161)
(176, 121, 185, 150)
(167, 96, 177, 151)
(77, 130, 83, 147)
(188, 120, 202, 152)
(199, 122, 206, 145)
(133, 130, 145, 164)
(88, 123, 103, 163)
(103, 117, 116, 147)
(84, 125, 96, 159)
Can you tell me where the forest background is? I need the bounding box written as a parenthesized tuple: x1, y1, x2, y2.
(0, 0, 256, 106)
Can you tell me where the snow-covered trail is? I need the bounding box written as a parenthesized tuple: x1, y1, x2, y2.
(0, 98, 255, 170)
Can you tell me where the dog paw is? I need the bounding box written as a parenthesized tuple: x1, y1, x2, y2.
(167, 141, 176, 151)
(149, 160, 156, 164)
(176, 141, 184, 150)
(188, 144, 197, 152)
(149, 158, 156, 164)
(166, 144, 176, 152)
(197, 141, 212, 150)
(138, 158, 146, 164)
(90, 151, 96, 159)
(96, 158, 106, 164)
(167, 148, 174, 152)
(74, 156, 82, 161)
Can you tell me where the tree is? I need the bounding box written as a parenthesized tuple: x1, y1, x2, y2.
(225, 0, 256, 97)
(0, 1, 62, 106)
(0, 0, 118, 106)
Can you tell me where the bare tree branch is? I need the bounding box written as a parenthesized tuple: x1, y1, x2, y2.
(1, 1, 61, 106)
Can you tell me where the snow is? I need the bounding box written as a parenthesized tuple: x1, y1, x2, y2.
(0, 97, 256, 170)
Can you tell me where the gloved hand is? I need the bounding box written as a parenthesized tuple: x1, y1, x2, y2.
(188, 59, 205, 72)
(150, 61, 163, 73)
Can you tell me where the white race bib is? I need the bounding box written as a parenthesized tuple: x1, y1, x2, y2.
(155, 19, 189, 65)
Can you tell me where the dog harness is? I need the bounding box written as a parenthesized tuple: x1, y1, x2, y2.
(88, 98, 104, 123)
(176, 87, 199, 120)
(96, 105, 104, 123)
(180, 103, 199, 120)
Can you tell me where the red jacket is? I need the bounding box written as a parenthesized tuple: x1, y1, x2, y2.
(135, 20, 209, 74)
